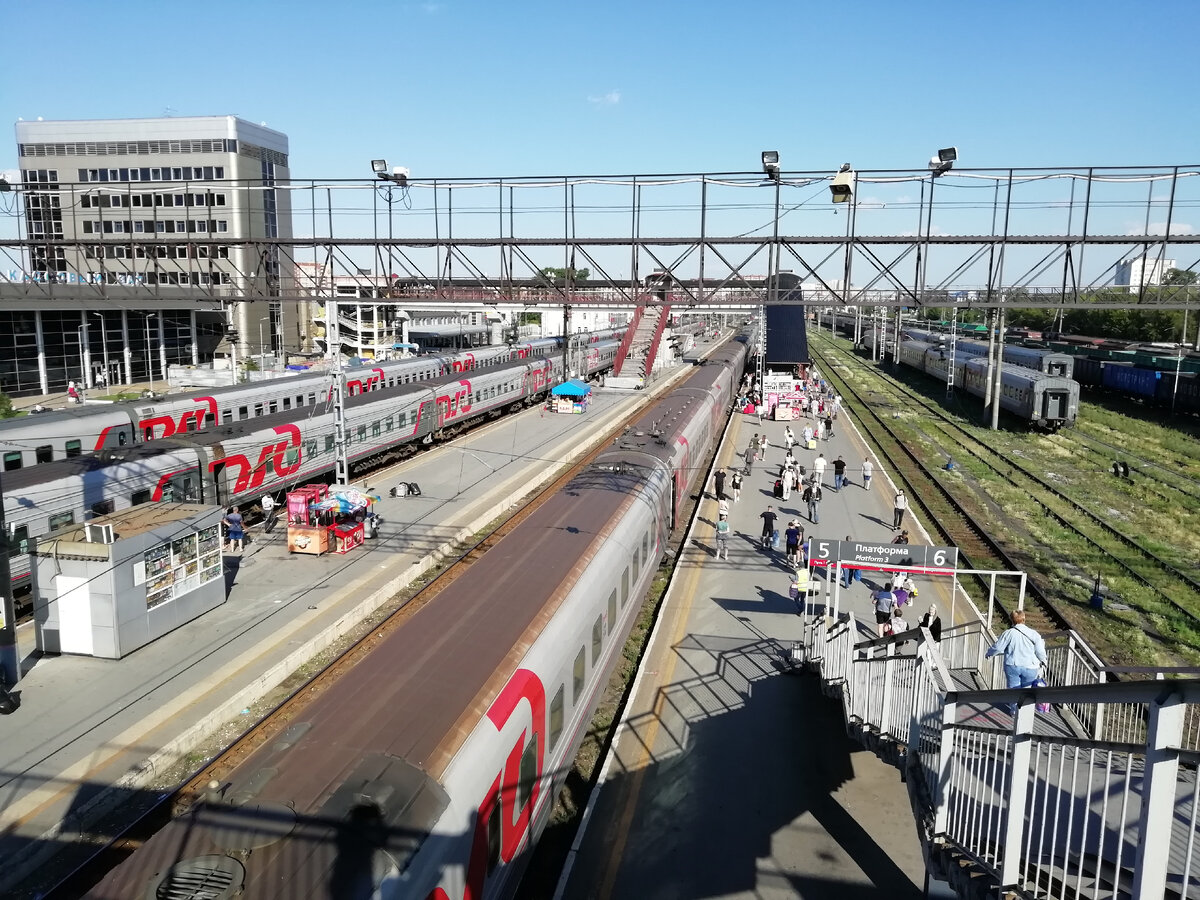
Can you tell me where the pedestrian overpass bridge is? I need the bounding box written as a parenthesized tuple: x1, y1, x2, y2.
(795, 587, 1200, 899)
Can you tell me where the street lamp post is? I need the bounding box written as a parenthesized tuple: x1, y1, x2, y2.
(258, 316, 270, 373)
(144, 313, 157, 393)
(91, 311, 111, 389)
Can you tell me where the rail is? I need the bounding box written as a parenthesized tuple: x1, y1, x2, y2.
(797, 601, 1200, 899)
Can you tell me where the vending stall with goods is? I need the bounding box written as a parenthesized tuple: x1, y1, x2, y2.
(549, 379, 593, 414)
(288, 487, 380, 556)
(286, 484, 331, 555)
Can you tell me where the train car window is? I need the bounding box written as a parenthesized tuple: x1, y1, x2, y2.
(516, 735, 539, 812)
(268, 401, 278, 414)
(8, 525, 28, 557)
(185, 417, 198, 433)
(282, 398, 292, 411)
(205, 413, 216, 427)
(644, 532, 651, 561)
(36, 445, 53, 464)
(372, 421, 381, 438)
(91, 499, 115, 517)
(48, 512, 75, 530)
(591, 615, 603, 666)
(549, 685, 565, 752)
(357, 425, 366, 442)
(325, 435, 334, 453)
(621, 567, 629, 605)
(308, 393, 316, 405)
(117, 431, 128, 446)
(633, 547, 641, 582)
(254, 404, 263, 417)
(296, 395, 304, 407)
(285, 450, 299, 468)
(3, 452, 21, 471)
(144, 427, 154, 441)
(486, 799, 502, 873)
(607, 589, 617, 635)
(573, 647, 586, 705)
(222, 410, 233, 425)
(238, 406, 248, 420)
(306, 440, 317, 458)
(65, 440, 82, 457)
(132, 489, 152, 506)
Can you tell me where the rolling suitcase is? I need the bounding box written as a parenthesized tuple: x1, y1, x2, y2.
(806, 439, 817, 450)
(774, 479, 783, 499)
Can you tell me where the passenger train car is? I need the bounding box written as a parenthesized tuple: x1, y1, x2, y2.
(82, 338, 748, 900)
(0, 329, 626, 472)
(900, 327, 1075, 379)
(896, 339, 1079, 429)
(4, 343, 622, 593)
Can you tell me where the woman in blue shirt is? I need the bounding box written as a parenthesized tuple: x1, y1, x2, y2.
(985, 610, 1048, 713)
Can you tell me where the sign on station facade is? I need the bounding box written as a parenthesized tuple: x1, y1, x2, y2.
(808, 538, 958, 574)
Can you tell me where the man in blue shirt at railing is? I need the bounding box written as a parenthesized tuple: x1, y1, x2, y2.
(985, 610, 1048, 714)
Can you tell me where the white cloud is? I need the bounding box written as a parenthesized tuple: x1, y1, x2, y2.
(419, 2, 443, 12)
(1132, 221, 1196, 236)
(588, 90, 621, 106)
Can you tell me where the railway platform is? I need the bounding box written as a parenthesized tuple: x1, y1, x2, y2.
(558, 400, 961, 899)
(0, 352, 709, 898)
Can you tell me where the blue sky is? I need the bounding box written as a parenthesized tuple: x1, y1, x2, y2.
(4, 1, 1199, 286)
(6, 0, 1199, 179)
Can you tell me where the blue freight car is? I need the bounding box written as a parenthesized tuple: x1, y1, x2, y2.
(1102, 361, 1159, 398)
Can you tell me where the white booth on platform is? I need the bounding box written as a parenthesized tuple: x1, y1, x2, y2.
(32, 503, 226, 659)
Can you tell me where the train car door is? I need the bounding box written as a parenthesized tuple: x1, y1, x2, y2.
(1042, 389, 1067, 423)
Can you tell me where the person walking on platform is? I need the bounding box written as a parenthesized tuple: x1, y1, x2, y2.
(985, 610, 1048, 714)
(750, 434, 760, 461)
(841, 534, 862, 588)
(714, 513, 731, 560)
(803, 481, 823, 524)
(759, 505, 778, 549)
(833, 456, 847, 491)
(824, 414, 834, 439)
(743, 443, 756, 475)
(862, 457, 874, 491)
(893, 489, 908, 530)
(784, 425, 795, 451)
(731, 470, 743, 503)
(223, 506, 245, 553)
(802, 424, 813, 445)
(784, 520, 803, 567)
(781, 466, 794, 501)
(714, 468, 727, 501)
(758, 432, 769, 463)
(812, 453, 827, 486)
(873, 584, 898, 637)
(920, 605, 943, 642)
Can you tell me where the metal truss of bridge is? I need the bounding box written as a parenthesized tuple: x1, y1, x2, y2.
(3, 165, 1200, 313)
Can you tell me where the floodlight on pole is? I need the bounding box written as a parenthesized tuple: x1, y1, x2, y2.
(371, 159, 388, 175)
(830, 163, 855, 203)
(929, 146, 957, 176)
(372, 160, 410, 187)
(761, 150, 780, 182)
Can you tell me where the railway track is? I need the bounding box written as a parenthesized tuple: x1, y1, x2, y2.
(815, 334, 1200, 639)
(811, 344, 1071, 636)
(1055, 426, 1200, 505)
(35, 376, 685, 900)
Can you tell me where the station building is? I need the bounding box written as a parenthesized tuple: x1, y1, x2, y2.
(7, 116, 295, 394)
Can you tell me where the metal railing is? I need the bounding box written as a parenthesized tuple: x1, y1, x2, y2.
(798, 609, 1200, 898)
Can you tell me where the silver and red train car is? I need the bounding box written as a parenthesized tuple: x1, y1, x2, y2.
(80, 338, 747, 900)
(4, 343, 623, 592)
(0, 329, 626, 473)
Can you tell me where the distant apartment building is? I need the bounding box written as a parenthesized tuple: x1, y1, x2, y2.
(1115, 255, 1175, 290)
(12, 116, 297, 391)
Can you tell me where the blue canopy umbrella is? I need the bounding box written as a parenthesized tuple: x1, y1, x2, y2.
(551, 379, 592, 397)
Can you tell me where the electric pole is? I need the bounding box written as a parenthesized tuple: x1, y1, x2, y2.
(329, 299, 349, 485)
(0, 469, 19, 686)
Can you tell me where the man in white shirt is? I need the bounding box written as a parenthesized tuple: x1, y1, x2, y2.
(812, 453, 827, 486)
(893, 490, 908, 530)
(862, 458, 874, 490)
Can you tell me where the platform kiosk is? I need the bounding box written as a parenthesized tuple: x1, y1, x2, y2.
(286, 484, 330, 556)
(550, 379, 592, 414)
(31, 504, 226, 658)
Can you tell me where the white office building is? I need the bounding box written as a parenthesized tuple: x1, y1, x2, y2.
(1115, 255, 1175, 290)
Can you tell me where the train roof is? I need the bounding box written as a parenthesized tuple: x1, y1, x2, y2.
(1, 441, 192, 494)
